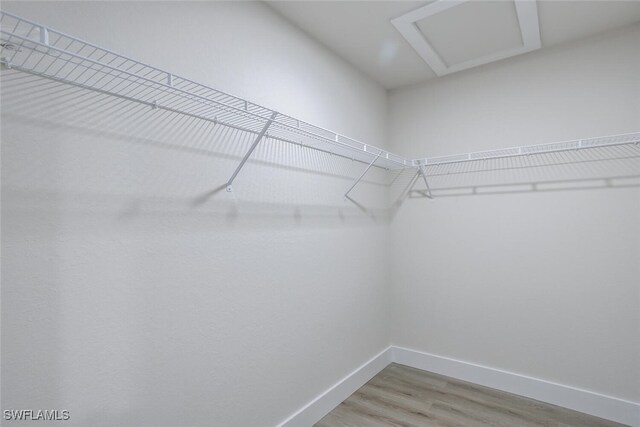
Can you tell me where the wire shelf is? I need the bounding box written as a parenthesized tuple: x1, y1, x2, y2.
(411, 141, 640, 198)
(1, 10, 638, 200)
(0, 11, 407, 171)
(415, 132, 640, 166)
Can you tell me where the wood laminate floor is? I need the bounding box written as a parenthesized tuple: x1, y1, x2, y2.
(315, 363, 627, 427)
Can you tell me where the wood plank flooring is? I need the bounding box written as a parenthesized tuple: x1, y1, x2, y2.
(315, 363, 627, 427)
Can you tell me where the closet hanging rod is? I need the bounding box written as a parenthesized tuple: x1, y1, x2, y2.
(0, 11, 407, 171)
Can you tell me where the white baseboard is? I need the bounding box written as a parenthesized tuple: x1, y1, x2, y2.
(393, 346, 640, 427)
(278, 345, 639, 427)
(278, 346, 393, 427)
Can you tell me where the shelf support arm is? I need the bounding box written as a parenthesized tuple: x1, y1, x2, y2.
(226, 111, 278, 192)
(344, 151, 382, 200)
(417, 165, 433, 199)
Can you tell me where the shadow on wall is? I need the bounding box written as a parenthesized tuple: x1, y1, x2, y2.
(1, 70, 393, 426)
(1, 70, 396, 226)
(410, 175, 640, 198)
(4, 71, 637, 224)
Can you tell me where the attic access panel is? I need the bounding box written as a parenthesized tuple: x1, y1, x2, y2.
(392, 0, 541, 76)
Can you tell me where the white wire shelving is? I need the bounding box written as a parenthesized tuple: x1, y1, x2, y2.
(0, 11, 407, 194)
(413, 132, 640, 166)
(1, 10, 638, 200)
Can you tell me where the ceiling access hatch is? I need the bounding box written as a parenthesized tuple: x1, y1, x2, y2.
(392, 0, 541, 76)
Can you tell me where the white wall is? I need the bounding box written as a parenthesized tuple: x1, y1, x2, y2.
(388, 24, 640, 403)
(3, 1, 639, 424)
(1, 2, 391, 426)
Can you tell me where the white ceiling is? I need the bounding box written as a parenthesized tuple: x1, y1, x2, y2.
(267, 1, 640, 89)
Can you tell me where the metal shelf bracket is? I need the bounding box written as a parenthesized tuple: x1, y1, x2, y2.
(344, 151, 382, 200)
(225, 111, 278, 192)
(417, 165, 434, 199)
